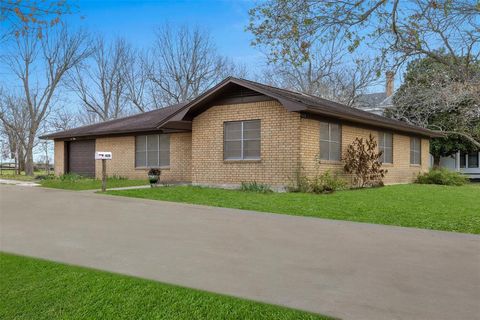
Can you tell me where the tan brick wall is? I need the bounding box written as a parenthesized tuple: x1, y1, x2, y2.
(94, 133, 192, 182)
(191, 100, 301, 187)
(54, 140, 65, 176)
(299, 117, 430, 185)
(54, 102, 430, 187)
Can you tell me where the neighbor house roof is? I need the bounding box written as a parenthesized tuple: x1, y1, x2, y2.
(40, 103, 187, 139)
(42, 77, 440, 140)
(356, 92, 388, 108)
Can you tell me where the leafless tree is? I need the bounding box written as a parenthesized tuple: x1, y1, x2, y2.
(0, 26, 90, 175)
(48, 108, 78, 132)
(68, 37, 132, 123)
(123, 49, 153, 112)
(0, 92, 31, 173)
(149, 24, 246, 106)
(263, 41, 380, 106)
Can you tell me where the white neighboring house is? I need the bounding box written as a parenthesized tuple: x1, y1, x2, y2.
(438, 152, 480, 180)
(356, 72, 480, 180)
(356, 72, 395, 115)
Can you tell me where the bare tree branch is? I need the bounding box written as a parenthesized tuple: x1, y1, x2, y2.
(149, 24, 246, 106)
(1, 25, 90, 175)
(68, 37, 131, 122)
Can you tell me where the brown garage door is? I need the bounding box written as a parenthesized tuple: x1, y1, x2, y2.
(68, 140, 95, 177)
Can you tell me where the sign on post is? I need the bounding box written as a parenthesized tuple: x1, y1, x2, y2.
(95, 152, 112, 160)
(95, 152, 112, 191)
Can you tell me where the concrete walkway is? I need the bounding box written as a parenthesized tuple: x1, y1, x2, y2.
(0, 178, 39, 187)
(0, 184, 479, 320)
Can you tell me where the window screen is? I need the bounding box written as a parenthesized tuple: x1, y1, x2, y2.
(135, 134, 170, 167)
(378, 132, 393, 163)
(224, 120, 260, 160)
(320, 122, 341, 161)
(410, 137, 421, 165)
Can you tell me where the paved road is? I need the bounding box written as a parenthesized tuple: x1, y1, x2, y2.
(1, 185, 479, 320)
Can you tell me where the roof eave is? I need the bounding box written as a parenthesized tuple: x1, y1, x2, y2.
(303, 108, 440, 138)
(40, 126, 165, 140)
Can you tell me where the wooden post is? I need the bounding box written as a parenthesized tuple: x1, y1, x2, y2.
(44, 141, 49, 175)
(101, 159, 107, 192)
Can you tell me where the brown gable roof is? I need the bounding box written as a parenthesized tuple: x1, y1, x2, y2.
(161, 77, 440, 137)
(41, 103, 187, 140)
(42, 77, 440, 140)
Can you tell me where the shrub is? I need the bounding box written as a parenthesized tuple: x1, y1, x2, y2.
(309, 171, 347, 194)
(240, 181, 273, 193)
(287, 168, 310, 193)
(416, 168, 468, 186)
(343, 134, 387, 188)
(287, 170, 347, 194)
(148, 168, 161, 176)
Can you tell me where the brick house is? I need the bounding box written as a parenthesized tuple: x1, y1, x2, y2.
(42, 78, 439, 188)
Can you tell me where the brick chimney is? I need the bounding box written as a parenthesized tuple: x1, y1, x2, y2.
(386, 71, 394, 97)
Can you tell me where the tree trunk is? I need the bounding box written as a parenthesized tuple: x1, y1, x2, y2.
(433, 155, 441, 168)
(18, 148, 26, 172)
(24, 141, 35, 176)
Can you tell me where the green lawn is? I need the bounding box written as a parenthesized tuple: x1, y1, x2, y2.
(40, 178, 149, 190)
(106, 184, 480, 234)
(0, 169, 47, 181)
(0, 253, 330, 320)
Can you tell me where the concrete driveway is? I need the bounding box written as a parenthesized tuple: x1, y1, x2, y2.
(1, 185, 479, 320)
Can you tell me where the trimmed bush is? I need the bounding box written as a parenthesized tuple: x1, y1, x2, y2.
(240, 181, 273, 193)
(416, 168, 468, 186)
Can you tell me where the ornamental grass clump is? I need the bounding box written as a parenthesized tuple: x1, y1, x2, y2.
(240, 181, 273, 193)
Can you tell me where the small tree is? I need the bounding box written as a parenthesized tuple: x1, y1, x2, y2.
(343, 134, 387, 188)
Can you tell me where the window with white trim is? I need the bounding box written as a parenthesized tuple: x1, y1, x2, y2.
(320, 122, 341, 161)
(224, 120, 261, 160)
(135, 134, 170, 167)
(410, 137, 421, 165)
(468, 152, 479, 168)
(378, 132, 393, 163)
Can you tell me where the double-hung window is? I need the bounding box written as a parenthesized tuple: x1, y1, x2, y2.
(320, 122, 341, 161)
(468, 153, 479, 168)
(224, 120, 261, 160)
(410, 137, 421, 165)
(135, 134, 170, 167)
(378, 132, 393, 163)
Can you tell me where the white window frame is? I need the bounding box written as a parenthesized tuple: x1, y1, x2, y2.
(135, 134, 170, 168)
(319, 122, 341, 161)
(378, 131, 393, 164)
(224, 120, 261, 161)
